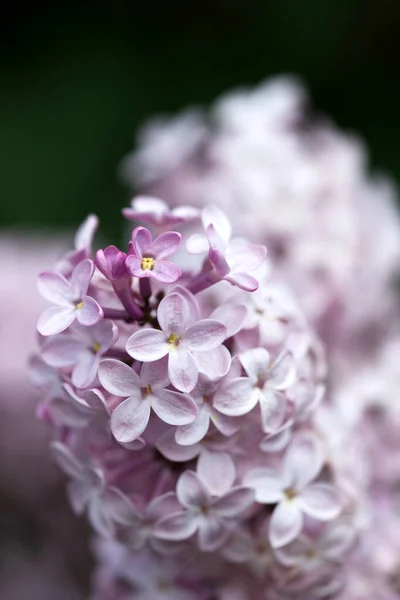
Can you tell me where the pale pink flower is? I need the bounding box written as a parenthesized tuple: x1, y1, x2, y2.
(125, 226, 182, 283)
(126, 292, 227, 392)
(37, 259, 103, 335)
(122, 195, 199, 227)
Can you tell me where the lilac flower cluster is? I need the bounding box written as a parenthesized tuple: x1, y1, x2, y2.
(32, 202, 351, 599)
(123, 76, 400, 598)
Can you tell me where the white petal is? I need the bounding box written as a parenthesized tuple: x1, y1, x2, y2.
(197, 450, 236, 496)
(297, 484, 341, 521)
(243, 468, 284, 504)
(111, 394, 151, 442)
(157, 292, 190, 333)
(213, 377, 258, 416)
(126, 328, 168, 361)
(269, 501, 303, 548)
(239, 347, 270, 382)
(168, 349, 198, 393)
(98, 358, 141, 396)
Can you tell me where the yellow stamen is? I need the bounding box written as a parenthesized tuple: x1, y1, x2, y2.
(145, 384, 152, 396)
(92, 342, 101, 353)
(167, 332, 182, 348)
(284, 487, 296, 501)
(76, 301, 84, 309)
(141, 256, 155, 271)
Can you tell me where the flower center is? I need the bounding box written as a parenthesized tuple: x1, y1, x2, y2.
(76, 301, 84, 309)
(144, 384, 152, 397)
(141, 256, 155, 270)
(284, 487, 296, 501)
(92, 342, 101, 353)
(167, 332, 183, 348)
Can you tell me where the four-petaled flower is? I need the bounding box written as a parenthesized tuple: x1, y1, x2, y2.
(126, 292, 227, 392)
(37, 259, 103, 336)
(125, 226, 182, 284)
(122, 195, 200, 227)
(244, 435, 341, 548)
(155, 451, 254, 551)
(98, 357, 197, 442)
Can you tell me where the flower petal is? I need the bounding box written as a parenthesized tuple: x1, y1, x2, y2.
(269, 501, 303, 548)
(212, 487, 255, 517)
(202, 205, 232, 242)
(175, 406, 210, 446)
(50, 441, 84, 480)
(243, 468, 284, 504)
(283, 435, 324, 490)
(152, 230, 182, 259)
(197, 450, 236, 496)
(38, 271, 73, 305)
(269, 352, 297, 390)
(157, 429, 200, 462)
(140, 356, 170, 388)
(72, 351, 100, 388)
(213, 377, 258, 416)
(42, 335, 84, 367)
(239, 347, 270, 383)
(297, 484, 341, 521)
(198, 516, 231, 551)
(168, 348, 198, 393)
(157, 292, 190, 334)
(76, 295, 103, 326)
(211, 304, 247, 338)
(132, 226, 153, 256)
(225, 272, 259, 291)
(193, 345, 231, 380)
(126, 328, 168, 361)
(185, 319, 227, 351)
(151, 260, 181, 283)
(38, 306, 76, 336)
(111, 394, 151, 442)
(151, 389, 197, 426)
(98, 358, 141, 396)
(177, 471, 209, 508)
(154, 511, 198, 541)
(70, 259, 95, 298)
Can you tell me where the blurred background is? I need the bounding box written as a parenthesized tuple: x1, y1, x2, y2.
(1, 0, 400, 239)
(1, 1, 400, 597)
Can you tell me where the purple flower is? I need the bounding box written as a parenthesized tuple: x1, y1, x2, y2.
(98, 357, 197, 442)
(155, 451, 254, 551)
(214, 347, 296, 431)
(126, 292, 227, 392)
(244, 435, 341, 548)
(95, 245, 129, 281)
(37, 259, 103, 336)
(41, 321, 118, 388)
(122, 196, 199, 227)
(125, 226, 182, 284)
(51, 441, 135, 538)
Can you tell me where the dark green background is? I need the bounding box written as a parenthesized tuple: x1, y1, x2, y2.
(1, 0, 400, 240)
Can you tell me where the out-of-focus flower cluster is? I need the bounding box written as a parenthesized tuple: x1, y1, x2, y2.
(32, 201, 353, 599)
(121, 76, 400, 598)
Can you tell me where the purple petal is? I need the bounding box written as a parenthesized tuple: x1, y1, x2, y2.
(74, 214, 98, 250)
(126, 328, 168, 361)
(212, 487, 255, 517)
(38, 306, 76, 336)
(274, 536, 311, 567)
(42, 335, 84, 367)
(225, 272, 259, 291)
(211, 304, 247, 338)
(175, 407, 210, 446)
(209, 247, 231, 277)
(76, 295, 103, 326)
(209, 409, 239, 437)
(202, 206, 232, 240)
(157, 292, 190, 334)
(297, 484, 341, 521)
(168, 349, 198, 392)
(213, 377, 258, 416)
(228, 241, 267, 272)
(68, 481, 92, 515)
(98, 358, 141, 396)
(125, 254, 145, 278)
(151, 389, 197, 426)
(320, 523, 355, 558)
(283, 435, 324, 490)
(70, 259, 95, 298)
(102, 487, 136, 524)
(259, 389, 287, 433)
(152, 260, 182, 283)
(132, 226, 153, 257)
(185, 319, 226, 351)
(198, 516, 231, 551)
(177, 471, 209, 508)
(197, 450, 236, 496)
(140, 356, 170, 388)
(152, 230, 182, 259)
(157, 429, 200, 462)
(38, 271, 73, 306)
(194, 345, 231, 380)
(270, 501, 303, 548)
(146, 492, 181, 521)
(243, 468, 284, 504)
(111, 394, 151, 442)
(72, 351, 100, 388)
(240, 347, 270, 383)
(154, 511, 198, 541)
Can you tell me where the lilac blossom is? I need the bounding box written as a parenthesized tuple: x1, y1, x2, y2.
(41, 321, 118, 388)
(125, 226, 182, 283)
(122, 195, 199, 227)
(98, 357, 197, 442)
(245, 435, 341, 548)
(155, 453, 254, 551)
(126, 292, 227, 392)
(37, 259, 103, 335)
